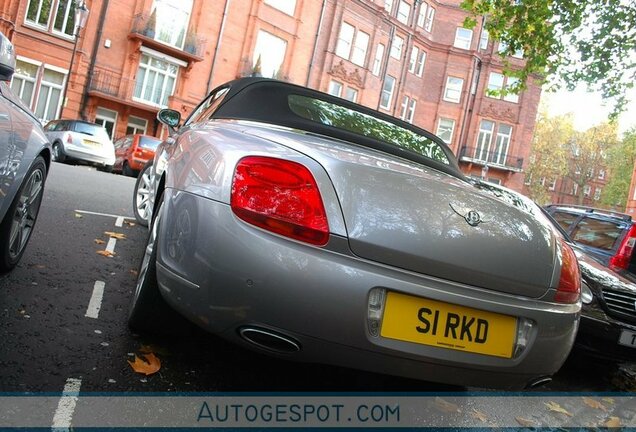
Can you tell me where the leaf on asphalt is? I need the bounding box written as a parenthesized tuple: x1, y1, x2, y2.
(605, 417, 622, 428)
(94, 239, 105, 245)
(124, 220, 136, 227)
(515, 417, 535, 427)
(96, 250, 115, 257)
(130, 269, 139, 277)
(74, 213, 83, 218)
(128, 353, 161, 376)
(602, 397, 615, 405)
(544, 401, 573, 417)
(433, 397, 461, 414)
(582, 397, 607, 412)
(470, 409, 488, 423)
(104, 231, 126, 240)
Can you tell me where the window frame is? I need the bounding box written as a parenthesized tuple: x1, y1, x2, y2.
(443, 76, 464, 103)
(372, 44, 385, 76)
(436, 117, 455, 145)
(390, 34, 404, 59)
(453, 27, 473, 50)
(379, 75, 396, 110)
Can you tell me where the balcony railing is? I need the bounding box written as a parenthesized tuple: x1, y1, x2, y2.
(130, 12, 205, 60)
(88, 68, 136, 101)
(458, 146, 524, 172)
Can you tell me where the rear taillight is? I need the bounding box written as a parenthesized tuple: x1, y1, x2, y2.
(66, 134, 72, 144)
(609, 225, 636, 271)
(555, 239, 581, 304)
(230, 156, 329, 246)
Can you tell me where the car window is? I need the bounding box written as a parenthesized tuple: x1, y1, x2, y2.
(185, 86, 230, 126)
(138, 136, 161, 150)
(288, 94, 450, 165)
(570, 217, 625, 251)
(44, 121, 57, 131)
(551, 211, 579, 232)
(56, 121, 69, 131)
(72, 122, 110, 140)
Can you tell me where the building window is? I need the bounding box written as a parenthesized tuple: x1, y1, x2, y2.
(10, 60, 38, 107)
(486, 72, 520, 103)
(443, 76, 464, 103)
(417, 2, 427, 27)
(344, 87, 358, 103)
(35, 68, 65, 123)
(335, 22, 355, 60)
(153, 0, 194, 50)
(328, 80, 343, 97)
(475, 120, 495, 161)
(424, 6, 435, 32)
(26, 0, 53, 28)
(253, 30, 288, 78)
(548, 178, 557, 191)
(399, 96, 416, 123)
(454, 28, 473, 50)
(127, 116, 148, 135)
(53, 0, 77, 36)
(598, 169, 606, 180)
(408, 46, 426, 77)
(380, 75, 396, 110)
(95, 107, 117, 140)
(390, 35, 404, 59)
(263, 0, 296, 15)
(350, 30, 370, 67)
(475, 121, 512, 165)
(133, 53, 179, 107)
(397, 0, 411, 24)
(25, 0, 82, 37)
(572, 183, 579, 196)
(594, 187, 602, 201)
(372, 44, 385, 76)
(498, 41, 524, 58)
(436, 118, 455, 144)
(384, 0, 394, 14)
(583, 185, 591, 197)
(479, 28, 489, 50)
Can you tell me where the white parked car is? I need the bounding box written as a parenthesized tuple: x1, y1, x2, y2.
(44, 119, 115, 171)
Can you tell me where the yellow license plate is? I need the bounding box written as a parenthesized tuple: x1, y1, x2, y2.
(381, 292, 517, 358)
(83, 139, 100, 147)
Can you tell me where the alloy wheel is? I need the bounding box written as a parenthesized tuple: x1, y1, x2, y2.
(8, 168, 44, 259)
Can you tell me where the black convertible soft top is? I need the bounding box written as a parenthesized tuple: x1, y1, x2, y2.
(190, 78, 464, 180)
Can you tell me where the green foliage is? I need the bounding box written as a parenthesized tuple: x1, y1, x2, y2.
(601, 128, 636, 208)
(461, 0, 636, 117)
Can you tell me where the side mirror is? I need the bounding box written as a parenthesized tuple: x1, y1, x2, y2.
(0, 32, 15, 82)
(157, 109, 181, 131)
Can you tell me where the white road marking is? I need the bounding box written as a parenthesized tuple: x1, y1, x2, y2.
(115, 216, 124, 227)
(85, 281, 106, 319)
(106, 238, 117, 254)
(51, 378, 82, 430)
(75, 209, 134, 220)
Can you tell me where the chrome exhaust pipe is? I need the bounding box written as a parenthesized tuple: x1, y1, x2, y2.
(239, 327, 301, 353)
(525, 376, 553, 389)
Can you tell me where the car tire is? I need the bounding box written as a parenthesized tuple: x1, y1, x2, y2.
(99, 164, 113, 173)
(122, 161, 134, 177)
(0, 156, 47, 273)
(52, 142, 66, 163)
(128, 196, 189, 335)
(133, 162, 153, 227)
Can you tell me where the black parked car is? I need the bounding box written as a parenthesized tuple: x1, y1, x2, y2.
(544, 205, 636, 360)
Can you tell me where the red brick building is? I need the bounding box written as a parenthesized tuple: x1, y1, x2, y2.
(0, 0, 541, 189)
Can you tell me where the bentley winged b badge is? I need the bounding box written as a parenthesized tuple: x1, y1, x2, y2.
(449, 203, 489, 227)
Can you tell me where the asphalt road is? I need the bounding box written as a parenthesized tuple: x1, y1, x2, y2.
(0, 162, 633, 395)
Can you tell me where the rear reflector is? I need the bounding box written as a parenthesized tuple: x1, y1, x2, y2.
(555, 239, 581, 304)
(609, 224, 636, 271)
(231, 156, 329, 246)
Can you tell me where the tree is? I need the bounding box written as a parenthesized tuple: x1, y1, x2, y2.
(602, 128, 636, 209)
(460, 0, 636, 116)
(525, 110, 573, 205)
(566, 123, 619, 204)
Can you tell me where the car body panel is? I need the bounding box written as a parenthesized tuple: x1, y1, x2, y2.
(113, 134, 161, 174)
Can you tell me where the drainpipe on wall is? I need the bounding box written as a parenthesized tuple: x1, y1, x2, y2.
(376, 24, 395, 111)
(305, 0, 327, 87)
(207, 0, 231, 93)
(79, 0, 109, 121)
(391, 3, 418, 118)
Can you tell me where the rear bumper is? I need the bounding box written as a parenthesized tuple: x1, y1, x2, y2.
(155, 190, 580, 389)
(64, 144, 115, 166)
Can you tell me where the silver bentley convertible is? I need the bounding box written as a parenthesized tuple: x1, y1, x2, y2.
(130, 78, 581, 389)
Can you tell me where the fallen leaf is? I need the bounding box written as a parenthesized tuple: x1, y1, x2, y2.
(433, 397, 461, 414)
(130, 269, 139, 277)
(128, 353, 161, 376)
(582, 397, 607, 412)
(515, 417, 535, 427)
(544, 401, 573, 417)
(470, 409, 488, 423)
(74, 213, 83, 218)
(94, 239, 105, 245)
(602, 397, 615, 405)
(124, 220, 136, 227)
(605, 417, 622, 428)
(104, 231, 126, 240)
(96, 250, 115, 257)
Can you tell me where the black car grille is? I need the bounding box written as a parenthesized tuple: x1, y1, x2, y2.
(602, 289, 636, 320)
